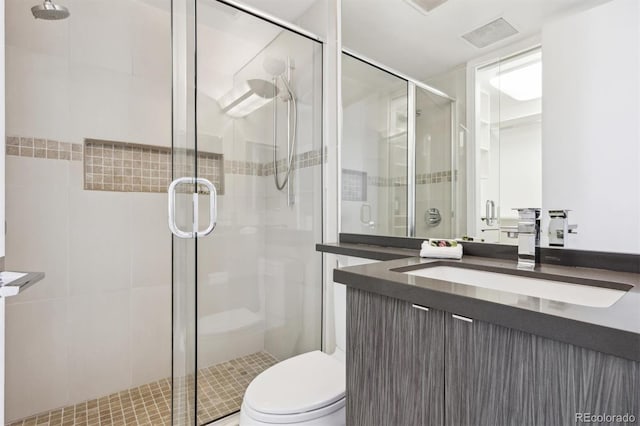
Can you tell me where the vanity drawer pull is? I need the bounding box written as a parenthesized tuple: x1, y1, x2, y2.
(452, 314, 473, 323)
(412, 304, 430, 312)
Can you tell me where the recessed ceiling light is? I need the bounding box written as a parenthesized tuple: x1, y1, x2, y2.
(490, 61, 542, 101)
(403, 0, 448, 14)
(462, 18, 519, 49)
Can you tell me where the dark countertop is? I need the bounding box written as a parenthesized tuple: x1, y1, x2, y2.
(0, 272, 45, 297)
(316, 242, 419, 260)
(318, 242, 640, 362)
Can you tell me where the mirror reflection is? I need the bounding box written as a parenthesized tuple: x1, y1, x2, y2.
(341, 0, 639, 253)
(341, 54, 408, 236)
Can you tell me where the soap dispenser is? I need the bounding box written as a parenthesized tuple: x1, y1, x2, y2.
(548, 210, 578, 247)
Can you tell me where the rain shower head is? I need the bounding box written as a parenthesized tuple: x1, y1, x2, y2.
(218, 79, 279, 118)
(247, 79, 279, 99)
(31, 0, 70, 20)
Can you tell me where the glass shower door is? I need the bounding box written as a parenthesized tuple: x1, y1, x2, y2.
(171, 0, 200, 424)
(171, 1, 324, 425)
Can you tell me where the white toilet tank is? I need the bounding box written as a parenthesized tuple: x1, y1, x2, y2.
(334, 256, 377, 356)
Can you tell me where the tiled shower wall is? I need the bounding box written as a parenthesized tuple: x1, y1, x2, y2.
(5, 0, 324, 423)
(4, 139, 323, 423)
(4, 0, 175, 419)
(4, 152, 173, 422)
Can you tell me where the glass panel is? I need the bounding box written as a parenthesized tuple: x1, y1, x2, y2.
(414, 86, 455, 238)
(172, 0, 198, 424)
(341, 54, 408, 236)
(194, 2, 324, 424)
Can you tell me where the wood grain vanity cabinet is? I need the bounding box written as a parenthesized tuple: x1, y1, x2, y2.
(347, 287, 445, 425)
(347, 288, 640, 426)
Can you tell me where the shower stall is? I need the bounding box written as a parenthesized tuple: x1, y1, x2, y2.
(171, 1, 324, 424)
(341, 52, 461, 240)
(3, 0, 323, 425)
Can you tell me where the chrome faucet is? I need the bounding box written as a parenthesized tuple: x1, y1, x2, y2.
(548, 209, 578, 247)
(514, 208, 541, 270)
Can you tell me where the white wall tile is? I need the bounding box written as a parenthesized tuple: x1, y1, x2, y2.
(5, 47, 71, 142)
(68, 64, 134, 144)
(68, 0, 132, 74)
(6, 156, 70, 188)
(131, 194, 171, 288)
(130, 0, 171, 83)
(67, 291, 131, 402)
(5, 0, 71, 58)
(68, 190, 132, 295)
(130, 286, 171, 386)
(126, 76, 171, 147)
(5, 300, 70, 422)
(5, 183, 69, 304)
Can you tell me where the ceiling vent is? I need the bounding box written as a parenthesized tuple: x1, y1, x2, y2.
(404, 0, 449, 14)
(461, 18, 519, 49)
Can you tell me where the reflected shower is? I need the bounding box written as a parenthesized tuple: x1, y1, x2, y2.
(31, 0, 70, 20)
(218, 58, 297, 193)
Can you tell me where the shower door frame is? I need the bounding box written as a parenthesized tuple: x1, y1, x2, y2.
(170, 1, 331, 425)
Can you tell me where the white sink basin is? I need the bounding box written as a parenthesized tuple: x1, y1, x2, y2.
(404, 266, 627, 308)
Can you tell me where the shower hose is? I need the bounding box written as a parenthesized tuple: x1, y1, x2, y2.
(273, 75, 297, 191)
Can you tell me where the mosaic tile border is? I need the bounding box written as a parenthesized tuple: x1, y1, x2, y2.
(342, 169, 368, 201)
(416, 170, 456, 184)
(6, 137, 83, 161)
(224, 149, 324, 177)
(366, 175, 408, 187)
(6, 137, 323, 176)
(83, 139, 225, 195)
(360, 170, 458, 187)
(6, 136, 325, 194)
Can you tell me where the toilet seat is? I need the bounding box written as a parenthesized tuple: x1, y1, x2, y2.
(241, 397, 345, 424)
(242, 350, 345, 423)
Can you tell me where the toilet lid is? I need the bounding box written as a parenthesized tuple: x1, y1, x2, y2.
(244, 350, 345, 415)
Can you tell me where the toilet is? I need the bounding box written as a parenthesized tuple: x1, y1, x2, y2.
(239, 282, 347, 425)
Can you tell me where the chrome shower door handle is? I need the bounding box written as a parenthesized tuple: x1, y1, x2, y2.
(168, 177, 195, 239)
(485, 200, 496, 226)
(196, 178, 217, 237)
(168, 177, 217, 239)
(360, 203, 372, 224)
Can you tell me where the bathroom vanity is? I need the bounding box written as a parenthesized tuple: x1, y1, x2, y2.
(318, 237, 640, 426)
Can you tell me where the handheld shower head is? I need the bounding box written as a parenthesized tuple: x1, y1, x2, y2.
(263, 57, 286, 76)
(31, 0, 70, 20)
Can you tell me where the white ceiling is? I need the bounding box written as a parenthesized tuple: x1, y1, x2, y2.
(342, 0, 612, 81)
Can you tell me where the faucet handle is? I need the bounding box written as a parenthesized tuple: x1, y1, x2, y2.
(513, 208, 541, 233)
(513, 207, 541, 219)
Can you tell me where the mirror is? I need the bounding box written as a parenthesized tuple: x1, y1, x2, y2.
(341, 0, 639, 254)
(341, 54, 408, 236)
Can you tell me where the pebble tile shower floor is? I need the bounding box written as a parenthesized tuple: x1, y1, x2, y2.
(8, 352, 277, 426)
